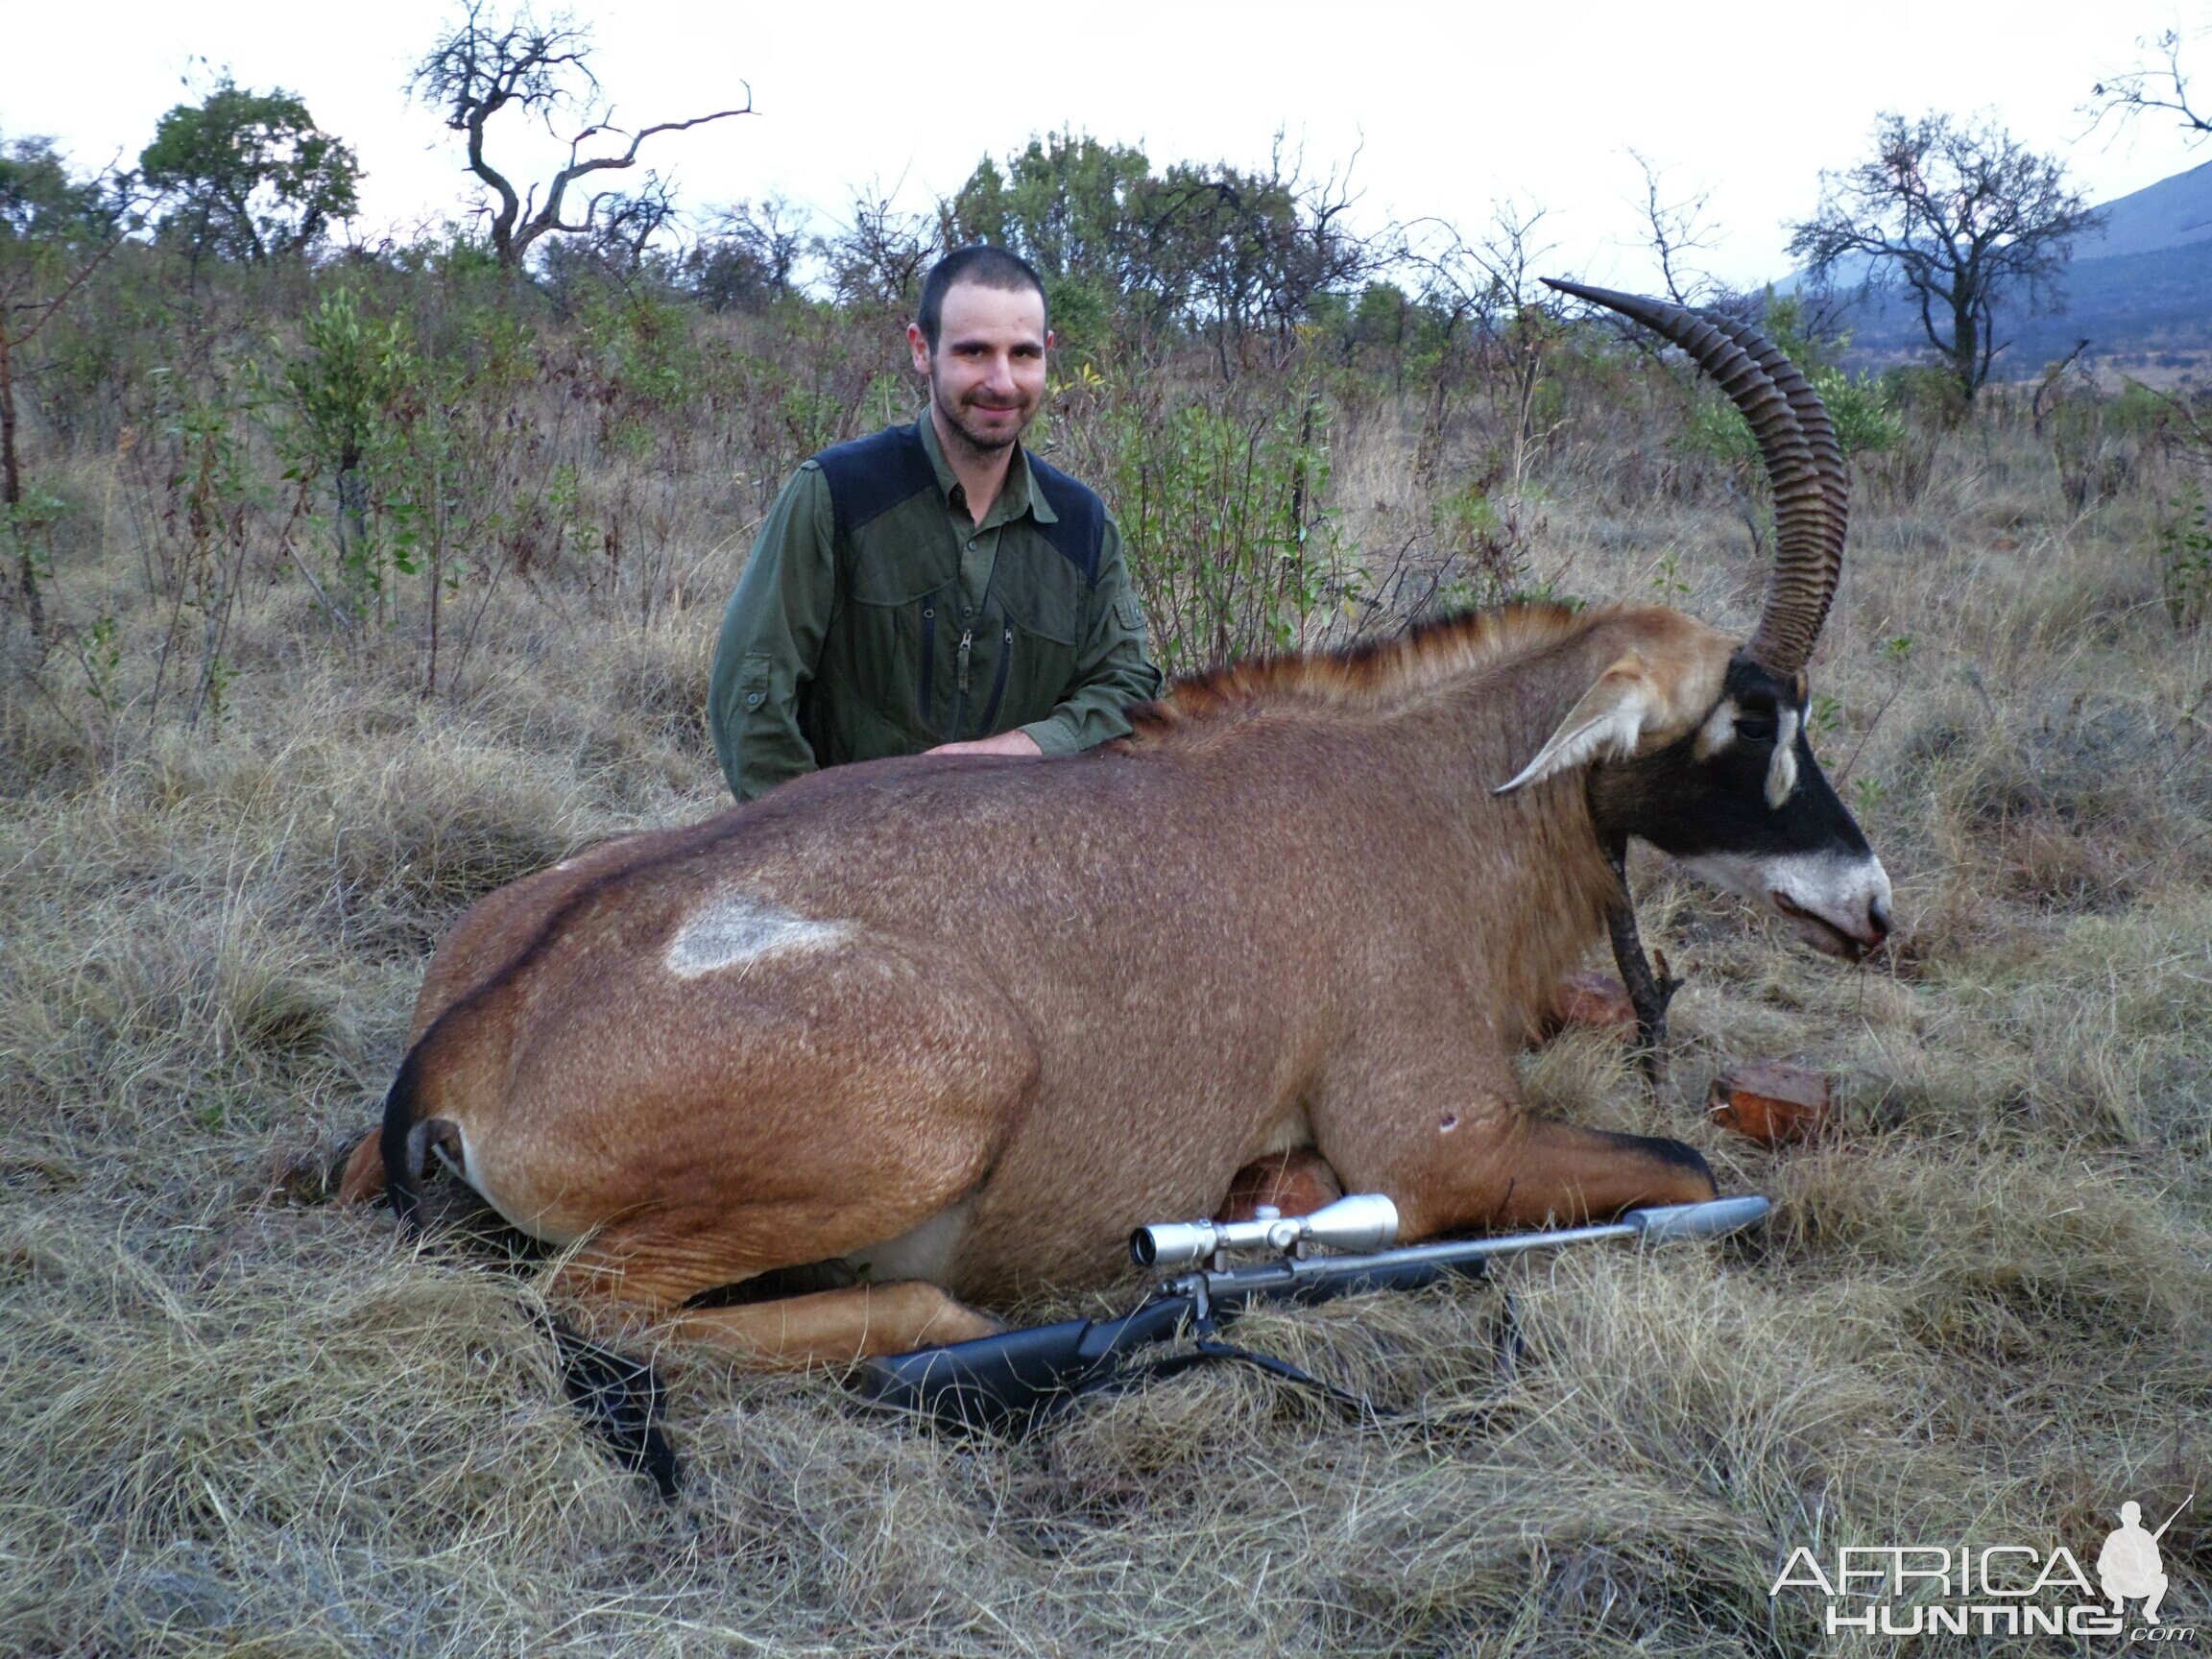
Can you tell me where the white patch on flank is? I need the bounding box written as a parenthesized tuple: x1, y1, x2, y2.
(847, 1199, 974, 1285)
(664, 891, 850, 978)
(1683, 848, 1893, 954)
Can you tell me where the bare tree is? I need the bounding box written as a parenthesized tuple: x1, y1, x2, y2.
(410, 2, 751, 272)
(1788, 110, 2101, 405)
(1626, 149, 1721, 307)
(818, 185, 939, 306)
(588, 175, 681, 275)
(1400, 200, 1564, 479)
(2090, 26, 2212, 139)
(2091, 25, 2212, 483)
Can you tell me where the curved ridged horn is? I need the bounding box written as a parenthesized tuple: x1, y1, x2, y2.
(1541, 278, 1849, 677)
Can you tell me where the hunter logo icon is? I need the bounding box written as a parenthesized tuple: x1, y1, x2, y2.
(1767, 1489, 2203, 1638)
(2099, 1496, 2189, 1625)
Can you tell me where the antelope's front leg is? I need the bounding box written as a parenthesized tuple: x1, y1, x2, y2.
(1310, 1049, 1712, 1240)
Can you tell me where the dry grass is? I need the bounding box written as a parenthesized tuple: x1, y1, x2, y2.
(3, 350, 2208, 1656)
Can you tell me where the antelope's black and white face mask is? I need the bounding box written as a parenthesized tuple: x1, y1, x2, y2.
(1590, 657, 1892, 958)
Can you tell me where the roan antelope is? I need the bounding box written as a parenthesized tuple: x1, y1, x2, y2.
(340, 283, 1891, 1377)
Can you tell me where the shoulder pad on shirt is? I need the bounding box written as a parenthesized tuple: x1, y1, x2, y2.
(813, 425, 937, 543)
(1027, 451, 1107, 586)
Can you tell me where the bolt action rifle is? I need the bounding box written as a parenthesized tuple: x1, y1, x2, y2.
(853, 1191, 1771, 1432)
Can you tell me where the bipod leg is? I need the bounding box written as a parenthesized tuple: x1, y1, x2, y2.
(536, 1310, 681, 1501)
(1491, 1281, 1526, 1387)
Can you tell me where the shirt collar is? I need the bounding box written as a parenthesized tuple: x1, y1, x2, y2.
(914, 413, 1057, 528)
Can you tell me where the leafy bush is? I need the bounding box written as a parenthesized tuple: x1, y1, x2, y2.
(2161, 482, 2212, 630)
(1092, 377, 1347, 672)
(1685, 294, 1903, 466)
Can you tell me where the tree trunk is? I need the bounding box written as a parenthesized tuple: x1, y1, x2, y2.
(0, 324, 19, 510)
(335, 457, 367, 581)
(0, 322, 41, 637)
(1950, 288, 1981, 406)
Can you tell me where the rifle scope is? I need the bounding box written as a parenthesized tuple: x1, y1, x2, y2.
(1130, 1192, 1400, 1269)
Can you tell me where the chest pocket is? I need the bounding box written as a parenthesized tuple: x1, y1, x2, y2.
(981, 558, 1088, 734)
(841, 537, 953, 732)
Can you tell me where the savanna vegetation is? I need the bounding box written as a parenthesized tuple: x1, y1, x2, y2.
(2, 84, 2208, 1655)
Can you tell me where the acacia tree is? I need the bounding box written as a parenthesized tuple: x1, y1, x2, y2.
(411, 2, 751, 273)
(817, 185, 939, 306)
(941, 132, 1382, 371)
(1146, 143, 1378, 375)
(685, 196, 805, 311)
(1788, 111, 2101, 405)
(138, 78, 360, 262)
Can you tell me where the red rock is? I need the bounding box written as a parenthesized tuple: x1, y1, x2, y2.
(1550, 970, 1638, 1038)
(1216, 1149, 1345, 1222)
(1708, 1061, 1833, 1146)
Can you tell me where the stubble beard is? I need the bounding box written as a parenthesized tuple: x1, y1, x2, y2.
(931, 376, 1033, 461)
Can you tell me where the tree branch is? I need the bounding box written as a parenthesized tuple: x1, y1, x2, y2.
(2090, 28, 2212, 139)
(516, 91, 752, 259)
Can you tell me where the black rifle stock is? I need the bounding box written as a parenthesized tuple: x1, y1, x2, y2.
(853, 1194, 1771, 1432)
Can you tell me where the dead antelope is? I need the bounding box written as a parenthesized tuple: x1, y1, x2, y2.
(340, 284, 1891, 1369)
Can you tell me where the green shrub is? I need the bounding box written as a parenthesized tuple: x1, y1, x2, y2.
(1101, 383, 1348, 671)
(1686, 294, 1904, 466)
(2161, 482, 2212, 631)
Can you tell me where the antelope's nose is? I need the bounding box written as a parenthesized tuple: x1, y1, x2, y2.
(1865, 895, 1892, 944)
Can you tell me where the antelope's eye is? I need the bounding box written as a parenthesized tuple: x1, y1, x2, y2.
(1734, 712, 1778, 743)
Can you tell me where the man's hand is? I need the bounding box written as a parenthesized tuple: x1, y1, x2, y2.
(927, 730, 1044, 759)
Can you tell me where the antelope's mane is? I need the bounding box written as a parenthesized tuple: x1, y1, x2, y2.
(1122, 603, 1598, 747)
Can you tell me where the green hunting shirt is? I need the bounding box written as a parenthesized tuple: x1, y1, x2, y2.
(709, 415, 1162, 803)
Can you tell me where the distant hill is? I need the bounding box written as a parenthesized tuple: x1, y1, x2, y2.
(2083, 156, 2212, 258)
(1792, 158, 2212, 378)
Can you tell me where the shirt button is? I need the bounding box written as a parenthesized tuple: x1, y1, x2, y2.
(745, 692, 763, 707)
(966, 540, 978, 552)
(962, 605, 974, 618)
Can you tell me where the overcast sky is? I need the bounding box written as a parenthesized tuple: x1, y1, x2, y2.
(9, 1, 2208, 288)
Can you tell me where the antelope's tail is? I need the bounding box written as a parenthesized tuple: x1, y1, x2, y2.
(373, 1034, 679, 1497)
(378, 1046, 439, 1233)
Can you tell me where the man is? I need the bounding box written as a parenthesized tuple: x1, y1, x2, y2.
(709, 246, 1162, 803)
(2097, 1501, 2174, 1624)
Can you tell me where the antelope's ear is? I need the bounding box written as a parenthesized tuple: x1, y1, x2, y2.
(1495, 655, 1666, 796)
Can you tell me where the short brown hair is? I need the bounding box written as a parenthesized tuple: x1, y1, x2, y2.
(916, 246, 1049, 351)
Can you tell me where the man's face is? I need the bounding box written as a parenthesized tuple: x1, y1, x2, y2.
(908, 281, 1051, 457)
